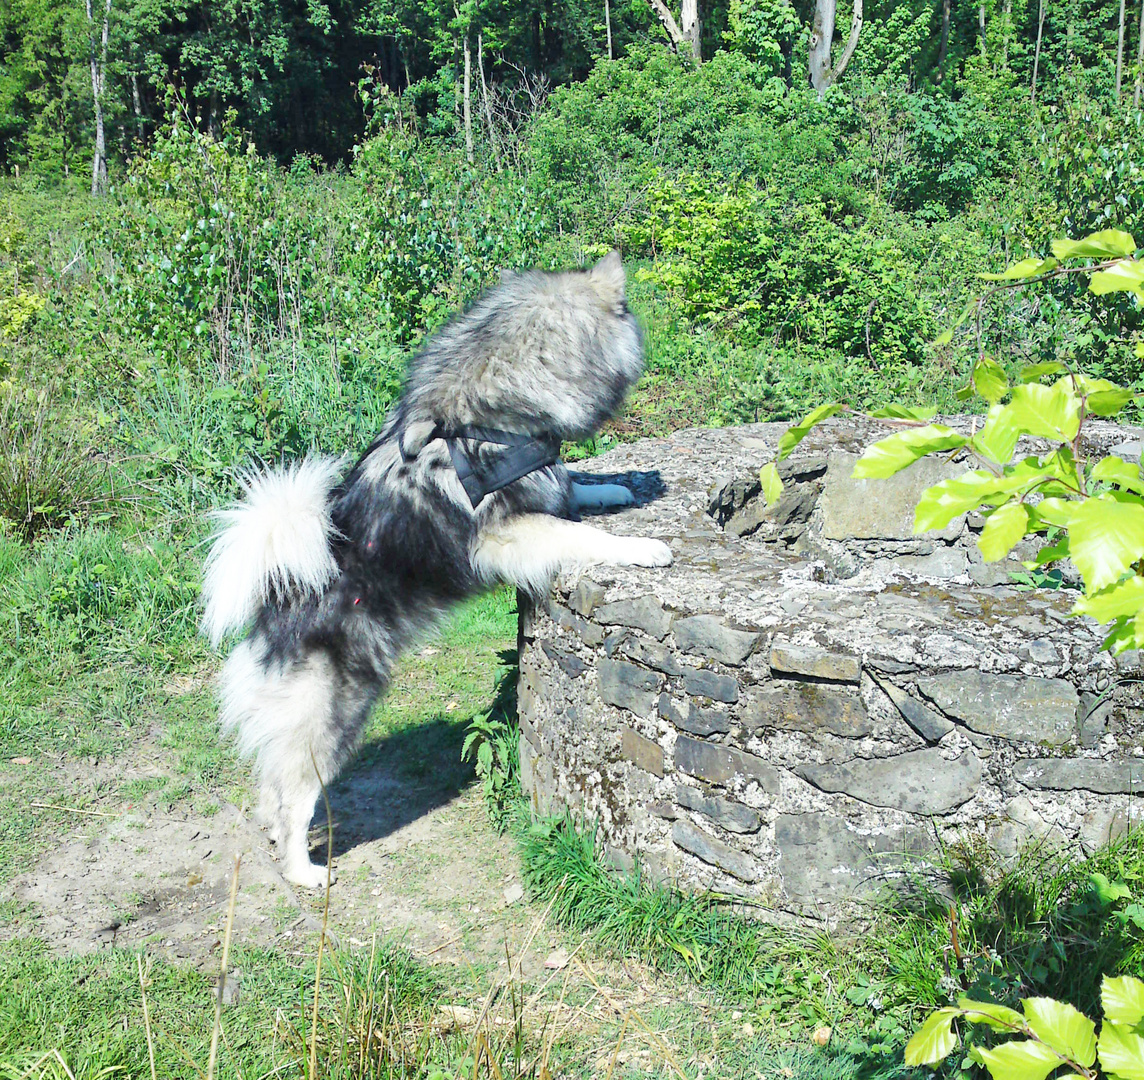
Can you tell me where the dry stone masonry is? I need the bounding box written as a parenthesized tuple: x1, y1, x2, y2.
(517, 417, 1144, 921)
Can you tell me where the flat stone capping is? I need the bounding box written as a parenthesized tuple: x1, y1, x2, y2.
(517, 418, 1144, 921)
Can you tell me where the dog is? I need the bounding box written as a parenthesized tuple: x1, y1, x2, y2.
(200, 251, 672, 888)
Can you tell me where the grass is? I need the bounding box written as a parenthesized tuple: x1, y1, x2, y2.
(517, 814, 1144, 1054)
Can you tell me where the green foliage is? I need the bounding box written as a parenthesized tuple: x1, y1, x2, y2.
(905, 976, 1144, 1080)
(769, 228, 1144, 652)
(460, 661, 520, 831)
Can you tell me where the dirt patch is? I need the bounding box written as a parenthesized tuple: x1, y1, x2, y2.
(2, 749, 547, 977)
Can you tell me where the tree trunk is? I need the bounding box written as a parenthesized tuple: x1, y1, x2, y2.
(1031, 0, 1046, 102)
(1116, 0, 1127, 100)
(478, 31, 500, 170)
(809, 0, 861, 95)
(978, 1, 987, 58)
(936, 0, 951, 78)
(681, 0, 701, 60)
(1001, 0, 1011, 67)
(463, 32, 473, 164)
(131, 72, 144, 141)
(605, 0, 613, 58)
(86, 0, 111, 195)
(808, 0, 837, 93)
(1136, 0, 1144, 106)
(647, 0, 688, 54)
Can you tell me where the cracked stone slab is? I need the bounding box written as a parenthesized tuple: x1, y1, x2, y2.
(797, 747, 982, 814)
(919, 671, 1078, 745)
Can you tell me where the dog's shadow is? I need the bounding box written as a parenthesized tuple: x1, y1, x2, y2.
(311, 651, 518, 862)
(568, 468, 667, 511)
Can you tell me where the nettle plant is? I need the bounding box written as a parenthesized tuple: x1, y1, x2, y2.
(763, 228, 1144, 654)
(905, 975, 1144, 1080)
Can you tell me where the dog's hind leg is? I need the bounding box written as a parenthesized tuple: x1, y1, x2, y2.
(220, 640, 345, 889)
(472, 513, 672, 595)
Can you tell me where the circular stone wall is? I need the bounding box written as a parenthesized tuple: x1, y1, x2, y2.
(517, 417, 1144, 921)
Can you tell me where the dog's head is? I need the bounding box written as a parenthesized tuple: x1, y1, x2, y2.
(402, 251, 643, 441)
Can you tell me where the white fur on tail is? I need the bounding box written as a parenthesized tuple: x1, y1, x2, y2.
(201, 457, 343, 647)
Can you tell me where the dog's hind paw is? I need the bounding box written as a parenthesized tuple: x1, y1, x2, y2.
(283, 860, 337, 890)
(623, 538, 673, 567)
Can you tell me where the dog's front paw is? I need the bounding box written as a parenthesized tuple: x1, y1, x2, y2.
(625, 538, 673, 567)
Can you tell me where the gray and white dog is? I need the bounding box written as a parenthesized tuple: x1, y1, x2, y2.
(200, 251, 672, 888)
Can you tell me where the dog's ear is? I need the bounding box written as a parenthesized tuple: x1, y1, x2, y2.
(588, 249, 626, 308)
(400, 419, 438, 458)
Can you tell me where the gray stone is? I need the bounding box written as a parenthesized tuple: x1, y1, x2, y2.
(674, 737, 781, 794)
(769, 644, 861, 684)
(617, 637, 684, 676)
(595, 595, 673, 640)
(820, 451, 966, 541)
(551, 604, 605, 646)
(675, 784, 761, 833)
(797, 747, 982, 814)
(1080, 694, 1115, 748)
(672, 820, 759, 882)
(673, 615, 759, 666)
(1013, 758, 1144, 794)
(1080, 802, 1144, 852)
(872, 676, 954, 742)
(919, 672, 1078, 745)
(683, 668, 740, 704)
(597, 659, 662, 716)
(658, 693, 688, 726)
(893, 549, 969, 579)
(969, 560, 1023, 587)
(776, 812, 932, 903)
(676, 704, 732, 736)
(742, 685, 873, 737)
(621, 726, 664, 777)
(541, 641, 586, 680)
(568, 579, 607, 617)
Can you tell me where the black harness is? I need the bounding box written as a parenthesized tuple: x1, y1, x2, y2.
(400, 421, 562, 509)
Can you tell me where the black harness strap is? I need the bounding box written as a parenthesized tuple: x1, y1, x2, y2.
(397, 421, 561, 508)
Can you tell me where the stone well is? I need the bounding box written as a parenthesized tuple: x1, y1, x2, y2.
(517, 417, 1144, 921)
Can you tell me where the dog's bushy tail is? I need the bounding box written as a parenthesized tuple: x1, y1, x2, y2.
(201, 457, 343, 647)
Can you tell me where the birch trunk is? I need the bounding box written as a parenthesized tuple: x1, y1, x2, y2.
(605, 0, 613, 58)
(1116, 0, 1127, 100)
(87, 0, 111, 195)
(978, 1, 987, 59)
(1136, 0, 1144, 107)
(477, 31, 500, 170)
(809, 0, 862, 95)
(681, 0, 701, 60)
(1031, 0, 1046, 102)
(463, 32, 473, 164)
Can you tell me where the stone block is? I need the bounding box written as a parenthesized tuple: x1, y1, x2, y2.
(1013, 758, 1144, 794)
(551, 603, 605, 646)
(1080, 801, 1144, 852)
(893, 549, 969, 579)
(541, 640, 586, 679)
(872, 676, 953, 742)
(819, 451, 965, 541)
(675, 784, 761, 833)
(674, 736, 781, 794)
(597, 659, 662, 716)
(672, 820, 759, 882)
(595, 595, 673, 640)
(683, 668, 740, 703)
(673, 615, 759, 666)
(769, 643, 861, 683)
(621, 726, 664, 777)
(617, 636, 684, 676)
(918, 671, 1078, 745)
(742, 685, 872, 737)
(776, 812, 932, 903)
(568, 579, 607, 617)
(677, 704, 732, 736)
(797, 747, 982, 814)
